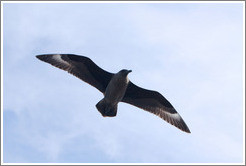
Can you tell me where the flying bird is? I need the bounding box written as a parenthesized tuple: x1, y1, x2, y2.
(36, 54, 191, 133)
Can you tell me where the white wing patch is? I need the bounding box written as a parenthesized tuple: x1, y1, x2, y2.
(52, 54, 71, 66)
(165, 112, 181, 120)
(155, 107, 181, 121)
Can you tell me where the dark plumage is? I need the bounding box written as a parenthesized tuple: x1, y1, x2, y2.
(36, 54, 191, 133)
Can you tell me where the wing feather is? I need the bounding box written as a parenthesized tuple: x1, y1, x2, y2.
(122, 82, 190, 133)
(36, 54, 113, 93)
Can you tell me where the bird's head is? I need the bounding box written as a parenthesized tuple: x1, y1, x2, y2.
(118, 69, 132, 77)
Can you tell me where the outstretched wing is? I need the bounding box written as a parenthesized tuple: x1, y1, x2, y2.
(36, 54, 113, 93)
(122, 82, 190, 133)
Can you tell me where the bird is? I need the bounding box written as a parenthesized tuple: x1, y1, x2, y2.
(36, 54, 191, 133)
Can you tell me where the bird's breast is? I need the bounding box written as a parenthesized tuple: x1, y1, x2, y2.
(104, 76, 129, 104)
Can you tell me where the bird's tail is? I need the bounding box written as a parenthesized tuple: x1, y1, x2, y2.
(96, 99, 118, 117)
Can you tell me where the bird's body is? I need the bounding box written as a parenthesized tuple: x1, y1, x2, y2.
(96, 69, 131, 117)
(36, 54, 191, 133)
(104, 70, 131, 105)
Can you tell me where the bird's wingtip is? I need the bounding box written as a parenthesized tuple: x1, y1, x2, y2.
(36, 54, 55, 61)
(36, 54, 48, 61)
(181, 124, 191, 133)
(185, 129, 191, 134)
(36, 54, 42, 60)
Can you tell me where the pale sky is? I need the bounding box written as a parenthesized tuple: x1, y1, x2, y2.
(2, 2, 244, 164)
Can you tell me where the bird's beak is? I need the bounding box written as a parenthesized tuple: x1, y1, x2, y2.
(128, 70, 132, 74)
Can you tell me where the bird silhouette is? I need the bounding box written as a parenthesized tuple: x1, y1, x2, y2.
(36, 54, 190, 133)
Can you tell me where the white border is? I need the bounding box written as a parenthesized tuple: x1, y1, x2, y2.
(1, 1, 4, 165)
(242, 1, 245, 165)
(0, 1, 245, 4)
(0, 163, 245, 166)
(1, 1, 245, 165)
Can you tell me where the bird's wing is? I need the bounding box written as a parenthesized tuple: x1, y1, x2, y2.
(36, 54, 113, 93)
(122, 81, 190, 133)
